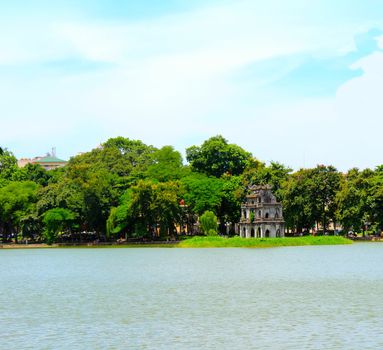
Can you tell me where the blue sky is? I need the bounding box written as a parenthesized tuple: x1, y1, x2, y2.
(1, 0, 383, 170)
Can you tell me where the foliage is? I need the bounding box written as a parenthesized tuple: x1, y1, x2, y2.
(336, 168, 373, 232)
(42, 208, 75, 244)
(12, 163, 51, 186)
(145, 146, 188, 182)
(186, 135, 252, 177)
(199, 211, 218, 235)
(0, 181, 40, 242)
(181, 174, 224, 215)
(281, 165, 341, 232)
(2, 135, 383, 243)
(108, 180, 183, 239)
(0, 148, 18, 181)
(243, 161, 292, 200)
(280, 169, 316, 231)
(68, 137, 156, 184)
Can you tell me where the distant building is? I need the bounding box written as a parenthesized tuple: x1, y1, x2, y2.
(238, 185, 285, 238)
(18, 148, 67, 171)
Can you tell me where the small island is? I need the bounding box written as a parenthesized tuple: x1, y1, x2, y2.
(179, 235, 353, 248)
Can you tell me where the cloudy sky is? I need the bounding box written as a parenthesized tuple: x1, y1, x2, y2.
(1, 0, 382, 170)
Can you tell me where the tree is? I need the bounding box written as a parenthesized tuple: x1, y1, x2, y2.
(310, 165, 341, 232)
(110, 180, 183, 239)
(336, 168, 373, 232)
(0, 148, 17, 181)
(43, 208, 75, 244)
(181, 174, 224, 215)
(186, 135, 252, 177)
(106, 190, 135, 240)
(36, 180, 84, 229)
(199, 211, 218, 235)
(69, 137, 157, 185)
(145, 146, 188, 182)
(365, 167, 383, 233)
(243, 161, 292, 201)
(0, 181, 40, 242)
(19, 213, 41, 242)
(281, 169, 316, 233)
(12, 163, 51, 186)
(181, 173, 245, 235)
(281, 165, 341, 233)
(151, 181, 183, 237)
(218, 175, 246, 234)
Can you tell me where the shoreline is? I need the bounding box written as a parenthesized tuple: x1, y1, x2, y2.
(0, 236, 362, 249)
(0, 242, 180, 249)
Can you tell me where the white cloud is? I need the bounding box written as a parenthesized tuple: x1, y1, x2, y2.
(1, 0, 383, 169)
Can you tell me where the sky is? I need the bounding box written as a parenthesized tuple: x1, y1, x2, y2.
(0, 0, 383, 171)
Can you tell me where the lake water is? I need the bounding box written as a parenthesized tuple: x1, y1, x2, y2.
(1, 244, 383, 349)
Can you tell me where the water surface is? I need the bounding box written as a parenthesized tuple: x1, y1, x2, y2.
(1, 244, 383, 349)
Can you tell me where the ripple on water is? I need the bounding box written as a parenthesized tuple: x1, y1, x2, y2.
(1, 244, 383, 349)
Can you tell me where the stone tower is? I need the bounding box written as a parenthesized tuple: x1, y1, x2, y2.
(238, 185, 284, 238)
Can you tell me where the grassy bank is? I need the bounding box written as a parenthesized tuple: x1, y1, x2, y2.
(178, 235, 353, 248)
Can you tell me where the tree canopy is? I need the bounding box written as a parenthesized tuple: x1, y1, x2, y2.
(186, 135, 252, 177)
(2, 135, 383, 244)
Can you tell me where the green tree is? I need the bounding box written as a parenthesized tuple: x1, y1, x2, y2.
(243, 161, 292, 200)
(12, 163, 51, 186)
(36, 180, 84, 228)
(181, 174, 224, 215)
(186, 135, 252, 177)
(310, 165, 341, 232)
(145, 146, 188, 182)
(106, 189, 135, 240)
(19, 213, 41, 242)
(69, 137, 157, 187)
(281, 169, 316, 233)
(0, 147, 17, 181)
(181, 173, 245, 235)
(108, 180, 184, 239)
(365, 167, 383, 233)
(199, 210, 218, 235)
(151, 181, 183, 237)
(0, 181, 40, 242)
(43, 208, 75, 244)
(336, 168, 373, 232)
(218, 175, 246, 234)
(281, 165, 341, 233)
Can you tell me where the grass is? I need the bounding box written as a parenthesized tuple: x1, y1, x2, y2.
(178, 235, 353, 248)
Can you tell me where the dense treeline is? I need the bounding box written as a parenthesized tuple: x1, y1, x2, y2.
(1, 136, 383, 244)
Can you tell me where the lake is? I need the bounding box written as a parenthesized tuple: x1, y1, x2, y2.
(1, 244, 383, 349)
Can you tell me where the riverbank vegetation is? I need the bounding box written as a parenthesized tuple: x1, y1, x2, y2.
(179, 236, 353, 248)
(1, 236, 353, 249)
(1, 136, 383, 244)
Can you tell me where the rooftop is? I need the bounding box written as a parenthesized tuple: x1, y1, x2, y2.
(34, 155, 67, 163)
